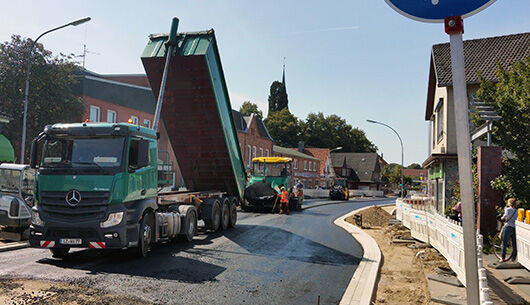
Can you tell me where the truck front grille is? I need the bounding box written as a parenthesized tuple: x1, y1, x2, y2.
(39, 191, 110, 222)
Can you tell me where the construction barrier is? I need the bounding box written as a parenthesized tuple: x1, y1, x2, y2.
(396, 198, 466, 286)
(516, 220, 530, 271)
(303, 189, 329, 199)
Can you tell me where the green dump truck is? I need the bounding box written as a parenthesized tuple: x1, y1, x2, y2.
(28, 18, 246, 257)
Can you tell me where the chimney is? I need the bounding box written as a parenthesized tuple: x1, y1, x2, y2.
(298, 141, 304, 152)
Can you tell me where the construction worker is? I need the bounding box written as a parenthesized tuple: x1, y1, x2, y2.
(279, 186, 290, 215)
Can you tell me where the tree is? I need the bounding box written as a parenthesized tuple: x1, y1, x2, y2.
(407, 163, 422, 169)
(264, 108, 302, 147)
(267, 81, 288, 113)
(0, 35, 84, 162)
(475, 58, 530, 206)
(382, 163, 402, 186)
(301, 112, 377, 152)
(239, 101, 263, 120)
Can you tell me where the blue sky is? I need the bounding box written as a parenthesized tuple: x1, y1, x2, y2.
(1, 1, 529, 165)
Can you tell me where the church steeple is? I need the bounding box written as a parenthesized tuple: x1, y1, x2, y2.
(282, 57, 286, 90)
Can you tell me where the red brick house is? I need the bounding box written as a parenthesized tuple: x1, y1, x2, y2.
(232, 111, 273, 171)
(74, 70, 183, 187)
(303, 147, 336, 188)
(273, 145, 321, 188)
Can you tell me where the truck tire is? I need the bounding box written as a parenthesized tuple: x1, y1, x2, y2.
(204, 199, 221, 231)
(220, 198, 230, 230)
(229, 198, 238, 228)
(137, 212, 154, 257)
(180, 208, 197, 242)
(50, 247, 70, 258)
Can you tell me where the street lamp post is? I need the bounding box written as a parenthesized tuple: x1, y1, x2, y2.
(20, 17, 91, 163)
(367, 119, 404, 197)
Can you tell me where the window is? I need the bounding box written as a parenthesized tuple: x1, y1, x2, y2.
(293, 159, 298, 169)
(436, 98, 444, 142)
(143, 119, 151, 128)
(130, 116, 139, 125)
(106, 110, 116, 123)
(266, 149, 270, 157)
(304, 161, 307, 170)
(260, 148, 263, 157)
(90, 106, 100, 122)
(253, 146, 257, 159)
(247, 145, 251, 167)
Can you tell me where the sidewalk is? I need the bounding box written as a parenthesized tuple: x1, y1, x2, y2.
(483, 254, 530, 304)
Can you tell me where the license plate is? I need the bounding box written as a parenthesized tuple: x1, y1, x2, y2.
(60, 238, 82, 245)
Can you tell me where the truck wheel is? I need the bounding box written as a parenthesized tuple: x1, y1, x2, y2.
(204, 200, 221, 231)
(181, 209, 197, 242)
(229, 198, 238, 228)
(137, 212, 154, 257)
(50, 248, 70, 258)
(220, 199, 230, 230)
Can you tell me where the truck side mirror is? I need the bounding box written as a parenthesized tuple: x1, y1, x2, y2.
(29, 138, 38, 168)
(137, 139, 150, 168)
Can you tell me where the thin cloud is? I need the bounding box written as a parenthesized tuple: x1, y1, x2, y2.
(283, 26, 361, 36)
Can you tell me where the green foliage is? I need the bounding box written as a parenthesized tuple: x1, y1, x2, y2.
(382, 163, 402, 186)
(300, 112, 377, 153)
(476, 58, 530, 206)
(267, 81, 288, 113)
(407, 163, 422, 169)
(264, 108, 302, 147)
(239, 101, 263, 120)
(0, 35, 84, 162)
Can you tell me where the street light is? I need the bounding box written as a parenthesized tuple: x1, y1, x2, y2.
(20, 17, 91, 163)
(329, 146, 342, 153)
(367, 119, 404, 197)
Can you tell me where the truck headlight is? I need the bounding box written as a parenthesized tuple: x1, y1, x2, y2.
(100, 212, 124, 228)
(32, 211, 45, 226)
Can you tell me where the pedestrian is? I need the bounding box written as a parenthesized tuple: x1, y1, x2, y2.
(500, 198, 517, 262)
(278, 186, 289, 215)
(452, 201, 462, 222)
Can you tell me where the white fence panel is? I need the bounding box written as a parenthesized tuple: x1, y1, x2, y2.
(394, 200, 467, 287)
(402, 203, 411, 229)
(395, 199, 403, 221)
(443, 220, 466, 286)
(349, 190, 384, 197)
(409, 209, 429, 243)
(303, 189, 329, 198)
(516, 220, 530, 271)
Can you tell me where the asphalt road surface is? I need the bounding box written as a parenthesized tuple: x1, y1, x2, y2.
(0, 198, 395, 305)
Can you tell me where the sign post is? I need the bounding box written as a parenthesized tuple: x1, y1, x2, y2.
(384, 1, 497, 304)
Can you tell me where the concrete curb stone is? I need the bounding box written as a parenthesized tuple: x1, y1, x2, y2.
(334, 203, 393, 305)
(0, 241, 29, 253)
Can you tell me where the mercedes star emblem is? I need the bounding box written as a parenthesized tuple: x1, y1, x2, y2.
(66, 190, 82, 207)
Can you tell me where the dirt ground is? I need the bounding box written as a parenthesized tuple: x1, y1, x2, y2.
(347, 206, 435, 305)
(0, 279, 152, 305)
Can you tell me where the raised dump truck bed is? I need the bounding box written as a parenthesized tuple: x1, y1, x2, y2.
(141, 30, 246, 200)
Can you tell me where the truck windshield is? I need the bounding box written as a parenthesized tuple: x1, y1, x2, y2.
(42, 137, 125, 169)
(252, 162, 291, 177)
(0, 169, 21, 193)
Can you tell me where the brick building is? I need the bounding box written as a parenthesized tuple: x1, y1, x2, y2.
(330, 153, 383, 190)
(273, 145, 321, 188)
(232, 111, 273, 171)
(73, 70, 183, 187)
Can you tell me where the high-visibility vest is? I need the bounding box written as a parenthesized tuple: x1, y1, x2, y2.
(280, 190, 289, 203)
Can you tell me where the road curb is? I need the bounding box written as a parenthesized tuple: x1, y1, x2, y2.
(334, 203, 394, 305)
(0, 241, 29, 253)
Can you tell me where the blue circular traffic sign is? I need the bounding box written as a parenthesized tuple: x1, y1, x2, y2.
(384, 0, 497, 23)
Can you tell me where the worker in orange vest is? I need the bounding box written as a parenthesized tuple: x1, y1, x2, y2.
(279, 186, 290, 215)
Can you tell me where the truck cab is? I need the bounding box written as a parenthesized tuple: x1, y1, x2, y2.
(28, 122, 157, 256)
(0, 163, 34, 240)
(243, 157, 303, 212)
